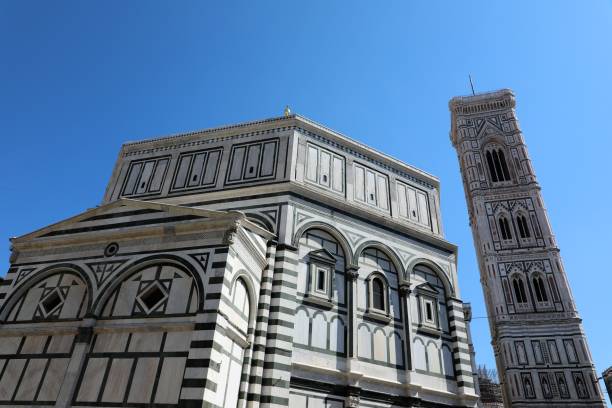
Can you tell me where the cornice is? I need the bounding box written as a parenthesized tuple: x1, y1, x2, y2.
(449, 88, 516, 146)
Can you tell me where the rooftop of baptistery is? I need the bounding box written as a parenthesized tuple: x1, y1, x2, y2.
(102, 114, 448, 241)
(116, 114, 438, 186)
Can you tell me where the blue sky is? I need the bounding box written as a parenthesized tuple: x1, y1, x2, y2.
(1, 0, 610, 402)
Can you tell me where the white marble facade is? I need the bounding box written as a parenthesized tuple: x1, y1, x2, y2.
(0, 114, 478, 407)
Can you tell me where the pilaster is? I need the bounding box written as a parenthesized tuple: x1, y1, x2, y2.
(245, 241, 277, 407)
(259, 243, 299, 408)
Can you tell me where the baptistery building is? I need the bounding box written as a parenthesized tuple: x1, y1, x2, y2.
(0, 113, 478, 407)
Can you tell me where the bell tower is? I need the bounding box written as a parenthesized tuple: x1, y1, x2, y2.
(450, 89, 605, 407)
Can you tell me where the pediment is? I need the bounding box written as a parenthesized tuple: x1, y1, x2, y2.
(308, 248, 336, 264)
(12, 198, 245, 244)
(476, 117, 503, 137)
(414, 282, 439, 295)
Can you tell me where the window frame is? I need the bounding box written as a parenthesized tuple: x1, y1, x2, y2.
(484, 145, 513, 185)
(414, 282, 442, 334)
(305, 249, 336, 308)
(365, 273, 391, 323)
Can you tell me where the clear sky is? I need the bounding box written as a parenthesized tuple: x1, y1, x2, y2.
(1, 1, 610, 402)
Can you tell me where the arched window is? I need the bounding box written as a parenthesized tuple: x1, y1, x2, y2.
(532, 276, 548, 302)
(516, 215, 531, 238)
(372, 277, 385, 310)
(512, 277, 528, 303)
(366, 273, 389, 317)
(486, 148, 511, 183)
(499, 216, 512, 240)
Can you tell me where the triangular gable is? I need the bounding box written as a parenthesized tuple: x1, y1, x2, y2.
(477, 117, 503, 138)
(11, 199, 238, 243)
(308, 248, 337, 264)
(414, 282, 439, 295)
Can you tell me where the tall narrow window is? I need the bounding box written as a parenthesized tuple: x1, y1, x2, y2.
(513, 277, 527, 303)
(425, 302, 433, 321)
(492, 150, 505, 182)
(498, 150, 511, 180)
(533, 276, 548, 302)
(372, 277, 385, 311)
(517, 215, 531, 238)
(499, 216, 512, 240)
(486, 148, 511, 182)
(486, 151, 498, 182)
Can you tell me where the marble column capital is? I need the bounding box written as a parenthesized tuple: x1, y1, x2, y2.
(346, 265, 360, 281)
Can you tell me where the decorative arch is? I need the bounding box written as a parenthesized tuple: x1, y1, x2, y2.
(0, 263, 93, 322)
(354, 241, 405, 278)
(292, 222, 354, 266)
(407, 258, 454, 296)
(92, 254, 203, 317)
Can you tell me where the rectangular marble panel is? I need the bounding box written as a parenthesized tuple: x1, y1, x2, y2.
(260, 141, 276, 177)
(377, 174, 388, 210)
(149, 158, 168, 192)
(354, 165, 365, 201)
(332, 156, 343, 192)
(14, 358, 46, 401)
(0, 359, 26, 400)
(76, 357, 108, 402)
(166, 277, 191, 314)
(173, 155, 192, 189)
(127, 357, 158, 403)
(154, 357, 186, 404)
(101, 358, 133, 403)
(47, 334, 73, 354)
(289, 393, 307, 407)
(59, 284, 86, 319)
(228, 146, 246, 181)
(244, 144, 261, 180)
(319, 150, 331, 187)
(417, 190, 429, 225)
(128, 332, 163, 353)
(0, 336, 22, 355)
(93, 332, 129, 353)
(112, 281, 139, 316)
(123, 162, 142, 195)
(21, 336, 47, 354)
(164, 331, 192, 352)
(202, 150, 220, 185)
(187, 153, 207, 187)
(365, 169, 377, 205)
(306, 145, 318, 182)
(135, 160, 155, 194)
(407, 186, 418, 222)
(36, 358, 69, 401)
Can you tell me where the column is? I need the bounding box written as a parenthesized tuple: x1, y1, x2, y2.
(345, 266, 359, 360)
(399, 283, 413, 372)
